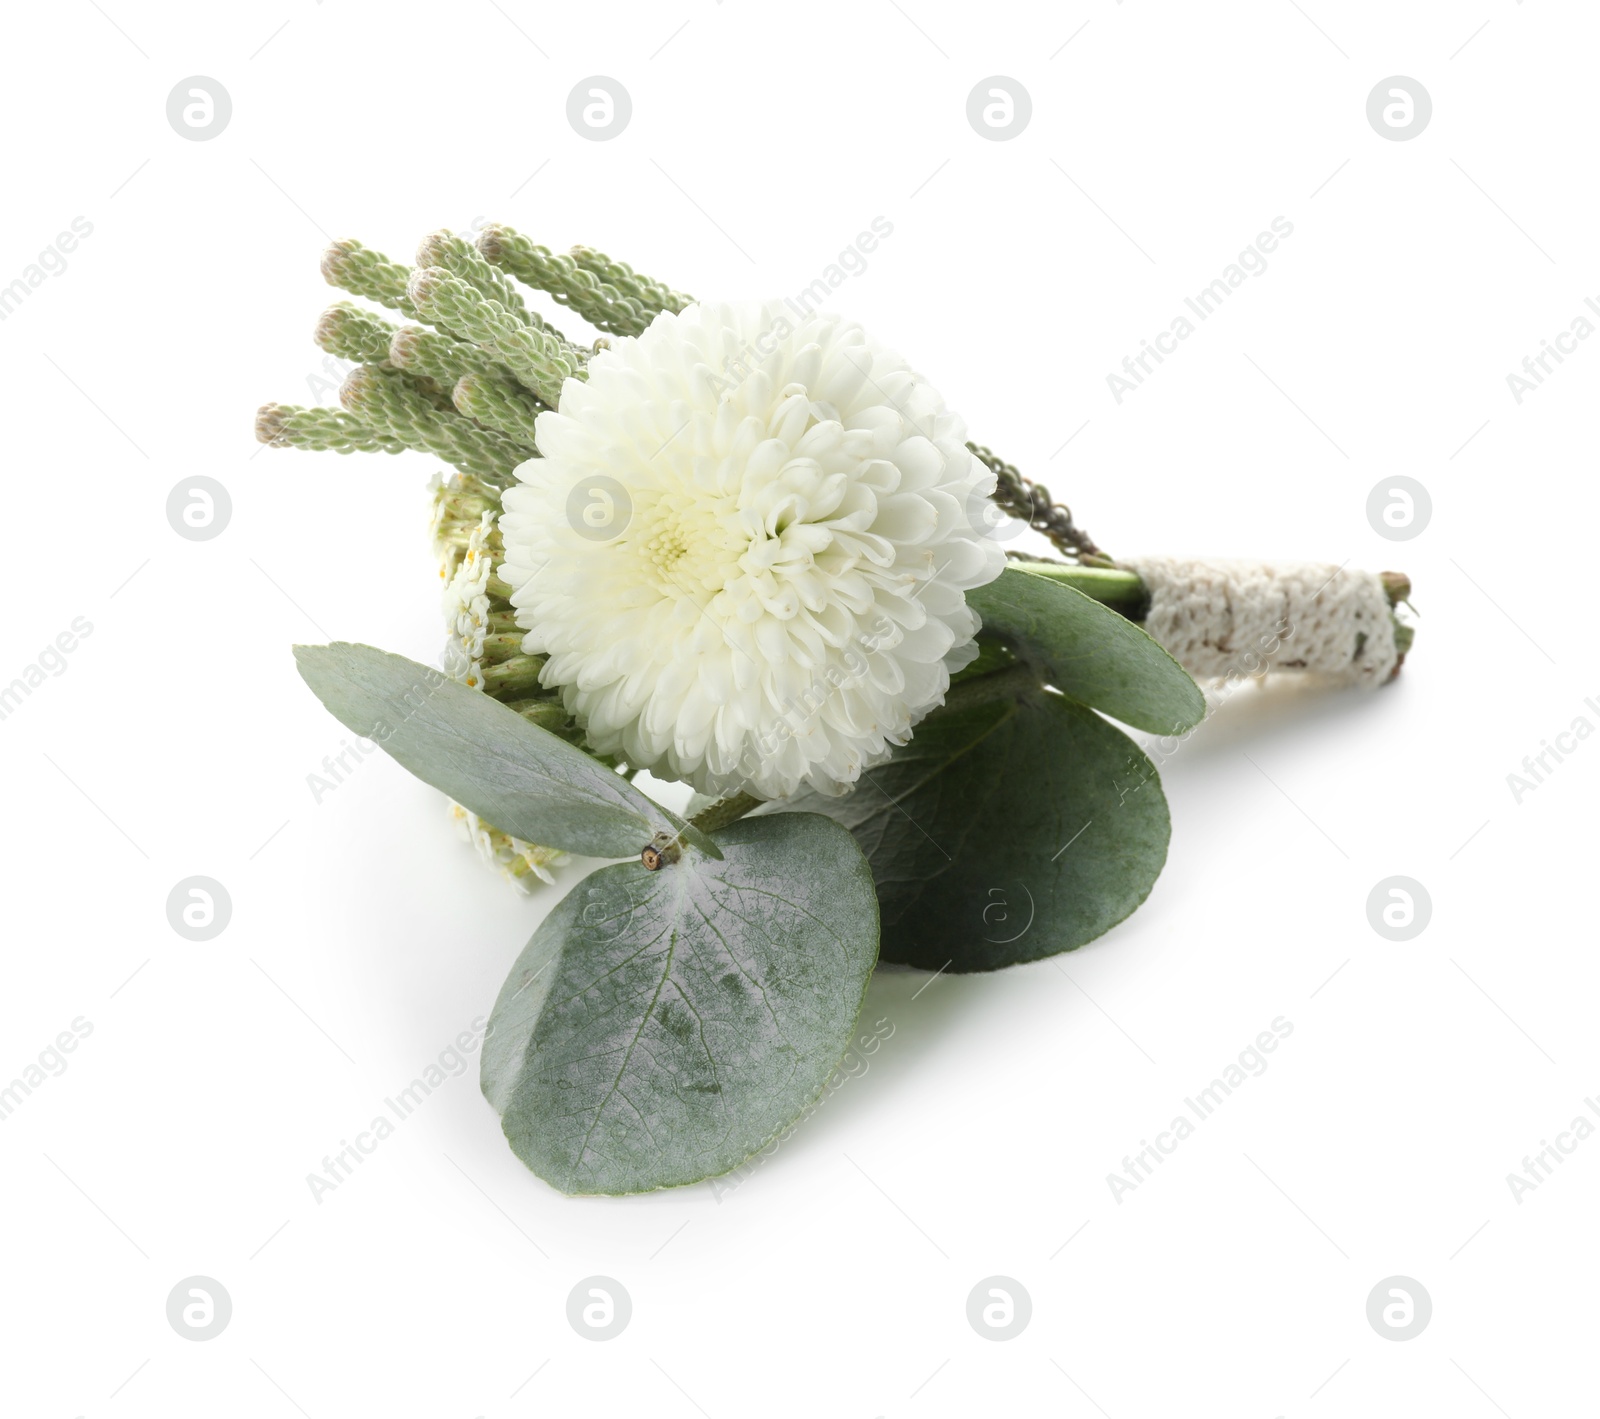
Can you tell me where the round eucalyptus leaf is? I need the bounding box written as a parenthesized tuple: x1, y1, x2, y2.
(771, 690, 1171, 971)
(968, 567, 1205, 734)
(482, 813, 879, 1194)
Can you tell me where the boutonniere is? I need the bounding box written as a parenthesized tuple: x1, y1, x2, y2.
(258, 227, 1414, 1194)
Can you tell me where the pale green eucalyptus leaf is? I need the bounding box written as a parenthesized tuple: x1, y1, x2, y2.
(481, 813, 878, 1194)
(969, 566, 1206, 734)
(293, 642, 718, 860)
(769, 690, 1171, 971)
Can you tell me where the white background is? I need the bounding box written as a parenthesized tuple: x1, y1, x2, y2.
(2, 1, 1596, 1415)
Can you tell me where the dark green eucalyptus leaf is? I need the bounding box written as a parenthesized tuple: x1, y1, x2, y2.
(482, 812, 879, 1195)
(968, 566, 1205, 734)
(293, 642, 719, 860)
(770, 689, 1170, 971)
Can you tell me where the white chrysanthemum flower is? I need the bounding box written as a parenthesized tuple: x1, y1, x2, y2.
(499, 301, 1005, 800)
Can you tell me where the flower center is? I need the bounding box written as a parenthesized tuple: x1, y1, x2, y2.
(643, 524, 692, 573)
(632, 490, 747, 595)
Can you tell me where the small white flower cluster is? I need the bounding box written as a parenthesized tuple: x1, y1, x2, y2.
(446, 802, 565, 892)
(427, 470, 498, 582)
(432, 495, 569, 891)
(440, 509, 496, 692)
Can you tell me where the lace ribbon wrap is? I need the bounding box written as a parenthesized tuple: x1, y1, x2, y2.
(1124, 558, 1399, 689)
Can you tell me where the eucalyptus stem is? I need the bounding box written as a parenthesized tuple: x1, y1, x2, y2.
(1011, 562, 1151, 618)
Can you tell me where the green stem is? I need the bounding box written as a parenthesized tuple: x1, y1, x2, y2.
(1011, 562, 1152, 619)
(480, 654, 547, 698)
(688, 791, 763, 834)
(1382, 572, 1415, 665)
